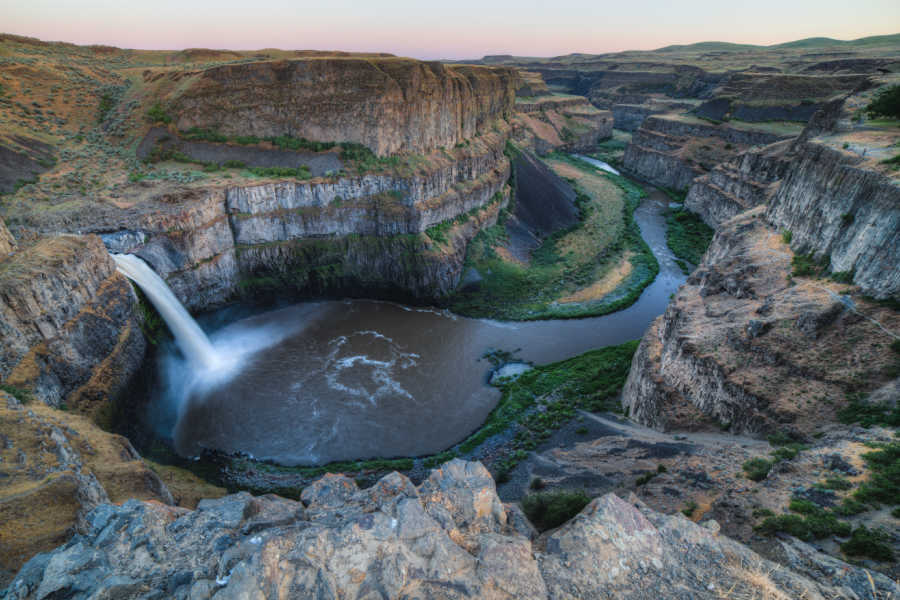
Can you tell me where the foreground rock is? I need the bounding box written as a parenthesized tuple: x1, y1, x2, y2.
(6, 459, 896, 599)
(0, 392, 173, 587)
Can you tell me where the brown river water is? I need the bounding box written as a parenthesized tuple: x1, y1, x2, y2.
(162, 189, 686, 465)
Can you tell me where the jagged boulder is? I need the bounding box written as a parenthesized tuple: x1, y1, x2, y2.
(5, 459, 896, 599)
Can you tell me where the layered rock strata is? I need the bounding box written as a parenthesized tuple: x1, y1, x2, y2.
(766, 141, 900, 299)
(7, 459, 895, 599)
(622, 116, 790, 191)
(684, 140, 793, 227)
(0, 235, 145, 414)
(511, 95, 612, 155)
(165, 59, 518, 156)
(622, 207, 899, 435)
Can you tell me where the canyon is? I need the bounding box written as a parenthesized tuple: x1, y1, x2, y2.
(1, 31, 899, 598)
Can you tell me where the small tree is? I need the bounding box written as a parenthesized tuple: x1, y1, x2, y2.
(865, 84, 900, 120)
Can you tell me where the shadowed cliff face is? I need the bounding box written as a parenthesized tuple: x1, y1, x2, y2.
(167, 59, 518, 156)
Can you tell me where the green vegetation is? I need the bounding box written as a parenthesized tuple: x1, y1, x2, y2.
(245, 165, 311, 179)
(0, 384, 33, 404)
(636, 464, 667, 485)
(817, 477, 853, 491)
(146, 103, 173, 124)
(755, 498, 851, 541)
(853, 442, 900, 507)
(449, 155, 658, 320)
(665, 208, 714, 273)
(781, 230, 793, 244)
(682, 500, 698, 517)
(791, 252, 829, 278)
(837, 393, 900, 428)
(135, 287, 167, 345)
(743, 458, 775, 482)
(841, 526, 895, 562)
(480, 341, 638, 479)
(743, 438, 807, 481)
(865, 84, 900, 120)
(425, 192, 504, 245)
(521, 490, 591, 531)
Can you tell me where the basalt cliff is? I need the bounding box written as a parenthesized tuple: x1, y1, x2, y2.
(2, 32, 900, 598)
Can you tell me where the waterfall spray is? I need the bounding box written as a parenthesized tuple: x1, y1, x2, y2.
(112, 254, 223, 370)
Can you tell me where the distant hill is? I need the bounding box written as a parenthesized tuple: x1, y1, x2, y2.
(654, 34, 900, 54)
(656, 41, 762, 53)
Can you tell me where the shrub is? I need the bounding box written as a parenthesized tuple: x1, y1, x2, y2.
(682, 500, 698, 517)
(743, 458, 773, 481)
(781, 230, 792, 244)
(521, 490, 591, 531)
(841, 526, 895, 561)
(222, 160, 246, 169)
(147, 103, 172, 124)
(838, 395, 900, 428)
(529, 477, 546, 491)
(0, 384, 33, 404)
(865, 84, 900, 120)
(817, 477, 853, 491)
(755, 499, 851, 541)
(853, 442, 900, 506)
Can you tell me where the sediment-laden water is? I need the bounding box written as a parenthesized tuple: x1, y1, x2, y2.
(155, 189, 684, 465)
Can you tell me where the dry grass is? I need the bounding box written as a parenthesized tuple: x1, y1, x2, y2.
(558, 252, 633, 303)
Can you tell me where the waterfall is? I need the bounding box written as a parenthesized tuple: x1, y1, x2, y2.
(112, 254, 223, 371)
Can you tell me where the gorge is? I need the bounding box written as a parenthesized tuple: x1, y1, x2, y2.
(1, 30, 899, 599)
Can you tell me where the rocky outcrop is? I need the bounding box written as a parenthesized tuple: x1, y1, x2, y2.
(684, 140, 792, 227)
(165, 59, 518, 156)
(0, 391, 172, 587)
(6, 459, 895, 599)
(611, 103, 658, 131)
(511, 95, 612, 155)
(0, 136, 54, 195)
(0, 220, 14, 256)
(765, 141, 900, 299)
(622, 208, 900, 435)
(0, 235, 145, 413)
(129, 131, 511, 310)
(623, 116, 790, 191)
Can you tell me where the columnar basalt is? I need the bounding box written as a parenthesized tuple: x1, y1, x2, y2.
(765, 141, 900, 299)
(0, 235, 145, 414)
(622, 116, 791, 191)
(622, 208, 899, 435)
(166, 59, 519, 156)
(684, 140, 793, 228)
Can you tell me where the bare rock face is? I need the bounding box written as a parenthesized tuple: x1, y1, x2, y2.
(0, 219, 14, 256)
(0, 391, 172, 587)
(6, 459, 895, 599)
(622, 116, 791, 191)
(766, 141, 900, 300)
(621, 208, 899, 435)
(0, 235, 145, 412)
(167, 59, 518, 157)
(684, 140, 793, 228)
(511, 95, 613, 155)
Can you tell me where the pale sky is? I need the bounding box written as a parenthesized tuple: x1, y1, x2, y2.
(2, 0, 898, 60)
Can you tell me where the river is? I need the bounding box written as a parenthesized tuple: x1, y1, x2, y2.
(160, 186, 685, 466)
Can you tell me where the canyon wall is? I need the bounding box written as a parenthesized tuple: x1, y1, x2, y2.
(623, 136, 900, 435)
(167, 59, 518, 156)
(511, 95, 613, 155)
(126, 129, 512, 311)
(0, 235, 146, 416)
(622, 116, 790, 191)
(683, 140, 792, 228)
(765, 142, 900, 300)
